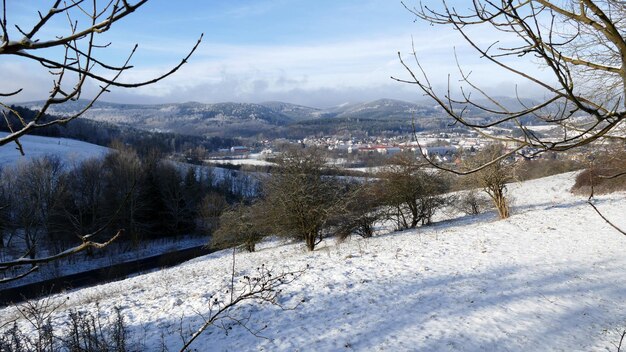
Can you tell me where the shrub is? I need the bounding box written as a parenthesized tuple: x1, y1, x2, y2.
(0, 300, 130, 352)
(212, 202, 267, 252)
(515, 155, 582, 181)
(456, 190, 493, 216)
(461, 145, 515, 219)
(376, 153, 450, 230)
(572, 143, 626, 195)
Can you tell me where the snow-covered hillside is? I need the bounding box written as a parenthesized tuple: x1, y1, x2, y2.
(3, 172, 626, 351)
(0, 132, 109, 166)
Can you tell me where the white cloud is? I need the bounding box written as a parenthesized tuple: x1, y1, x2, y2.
(0, 61, 55, 102)
(1, 24, 557, 107)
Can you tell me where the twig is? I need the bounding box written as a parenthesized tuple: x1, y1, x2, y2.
(179, 265, 306, 351)
(587, 200, 626, 236)
(617, 329, 626, 352)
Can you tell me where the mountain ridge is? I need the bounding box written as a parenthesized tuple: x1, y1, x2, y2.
(16, 97, 543, 138)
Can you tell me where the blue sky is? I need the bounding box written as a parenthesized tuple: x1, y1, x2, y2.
(1, 1, 546, 107)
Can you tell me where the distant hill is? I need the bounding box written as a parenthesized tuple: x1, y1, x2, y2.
(19, 100, 295, 137)
(0, 106, 241, 156)
(333, 98, 436, 120)
(259, 101, 329, 121)
(281, 99, 443, 138)
(18, 97, 549, 139)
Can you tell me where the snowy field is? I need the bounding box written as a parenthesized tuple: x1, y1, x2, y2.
(205, 158, 275, 167)
(0, 132, 109, 166)
(2, 172, 626, 351)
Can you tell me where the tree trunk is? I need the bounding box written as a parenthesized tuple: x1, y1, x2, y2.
(409, 201, 419, 228)
(491, 188, 510, 219)
(305, 232, 316, 251)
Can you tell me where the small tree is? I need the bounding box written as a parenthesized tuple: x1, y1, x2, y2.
(263, 147, 344, 251)
(377, 153, 449, 230)
(462, 145, 516, 219)
(333, 181, 386, 241)
(212, 203, 267, 252)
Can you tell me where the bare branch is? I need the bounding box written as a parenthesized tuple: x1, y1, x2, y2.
(179, 264, 307, 351)
(398, 0, 626, 171)
(587, 200, 626, 236)
(0, 1, 203, 149)
(0, 230, 122, 270)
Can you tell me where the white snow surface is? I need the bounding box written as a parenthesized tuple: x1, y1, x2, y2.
(3, 172, 626, 351)
(205, 158, 275, 167)
(0, 132, 109, 166)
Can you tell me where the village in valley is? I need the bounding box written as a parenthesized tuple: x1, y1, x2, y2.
(207, 127, 574, 169)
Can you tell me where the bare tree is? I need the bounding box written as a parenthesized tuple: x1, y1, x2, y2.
(153, 161, 196, 236)
(263, 147, 345, 251)
(0, 1, 201, 282)
(198, 192, 228, 235)
(333, 181, 386, 241)
(102, 143, 143, 247)
(462, 144, 516, 219)
(212, 202, 267, 253)
(0, 0, 202, 154)
(0, 156, 67, 261)
(377, 153, 450, 229)
(396, 0, 626, 230)
(64, 158, 109, 237)
(396, 0, 625, 160)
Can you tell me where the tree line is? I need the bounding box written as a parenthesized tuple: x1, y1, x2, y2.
(0, 143, 251, 262)
(212, 143, 591, 253)
(2, 106, 240, 159)
(212, 147, 459, 252)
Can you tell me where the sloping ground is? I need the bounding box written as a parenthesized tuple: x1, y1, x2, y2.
(2, 172, 626, 351)
(0, 132, 109, 166)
